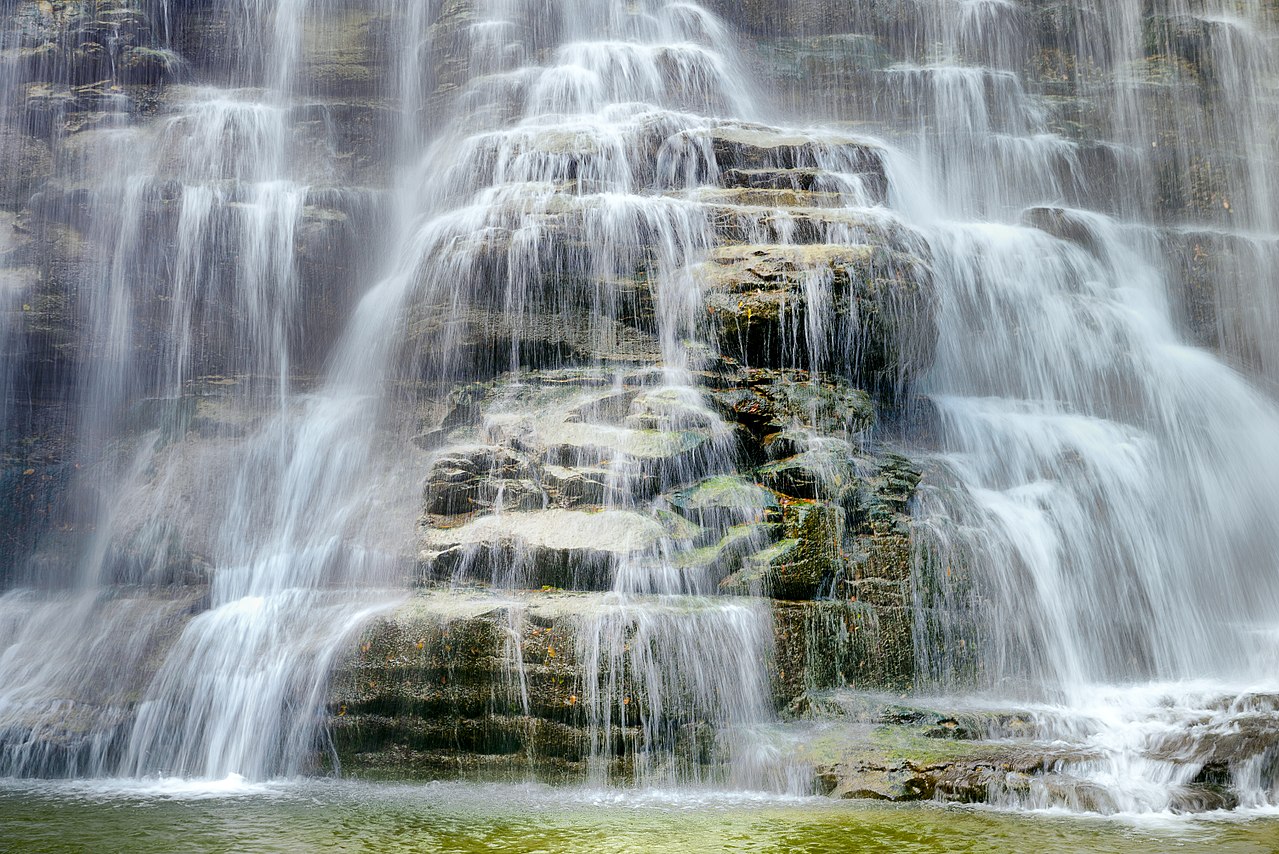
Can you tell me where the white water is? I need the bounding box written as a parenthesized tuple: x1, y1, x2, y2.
(880, 0, 1279, 813)
(0, 0, 426, 777)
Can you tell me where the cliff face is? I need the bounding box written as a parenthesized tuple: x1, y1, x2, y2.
(0, 0, 1277, 805)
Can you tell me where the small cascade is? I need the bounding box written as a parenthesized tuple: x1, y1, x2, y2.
(992, 685, 1279, 814)
(914, 211, 1279, 687)
(110, 1, 427, 777)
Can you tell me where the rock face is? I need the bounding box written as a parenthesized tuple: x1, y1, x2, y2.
(328, 590, 924, 780)
(322, 24, 940, 777)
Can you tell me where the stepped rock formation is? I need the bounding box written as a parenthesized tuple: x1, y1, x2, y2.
(0, 0, 1278, 815)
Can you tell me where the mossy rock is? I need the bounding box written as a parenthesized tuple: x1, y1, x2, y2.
(721, 499, 846, 599)
(669, 475, 778, 527)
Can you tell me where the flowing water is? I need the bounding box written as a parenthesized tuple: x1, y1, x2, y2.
(869, 0, 1279, 813)
(0, 0, 1278, 833)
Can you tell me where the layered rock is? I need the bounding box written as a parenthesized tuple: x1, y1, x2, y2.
(296, 0, 950, 781)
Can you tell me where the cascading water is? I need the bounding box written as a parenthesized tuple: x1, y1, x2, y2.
(0, 0, 423, 777)
(861, 0, 1279, 813)
(0, 0, 1278, 822)
(0, 0, 807, 785)
(395, 0, 792, 787)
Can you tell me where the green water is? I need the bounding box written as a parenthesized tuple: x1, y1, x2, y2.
(2, 781, 1278, 853)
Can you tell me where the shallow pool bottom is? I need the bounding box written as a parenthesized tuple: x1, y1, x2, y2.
(3, 779, 1279, 853)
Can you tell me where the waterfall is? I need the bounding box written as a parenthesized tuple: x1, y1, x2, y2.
(0, 0, 1277, 815)
(385, 0, 789, 787)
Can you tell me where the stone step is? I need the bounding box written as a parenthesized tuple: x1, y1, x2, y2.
(701, 242, 933, 387)
(327, 589, 919, 777)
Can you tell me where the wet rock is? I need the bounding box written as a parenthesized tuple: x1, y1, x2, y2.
(706, 199, 913, 249)
(404, 304, 660, 380)
(0, 129, 53, 208)
(704, 0, 921, 40)
(674, 522, 773, 577)
(701, 243, 933, 395)
(667, 475, 778, 528)
(836, 455, 920, 607)
(762, 33, 891, 77)
(709, 368, 875, 461)
(423, 445, 544, 516)
(721, 498, 845, 599)
(721, 167, 832, 192)
(703, 123, 887, 198)
(537, 464, 616, 507)
(295, 192, 387, 366)
(473, 379, 713, 485)
(843, 533, 912, 608)
(1021, 206, 1103, 256)
(757, 442, 860, 501)
(11, 219, 90, 391)
(4, 0, 169, 89)
(302, 8, 383, 98)
(790, 695, 1065, 803)
(772, 600, 915, 700)
(328, 590, 930, 778)
(420, 509, 669, 589)
(115, 47, 176, 84)
(327, 590, 701, 776)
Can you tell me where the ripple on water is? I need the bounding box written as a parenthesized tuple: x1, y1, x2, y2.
(2, 780, 1279, 853)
